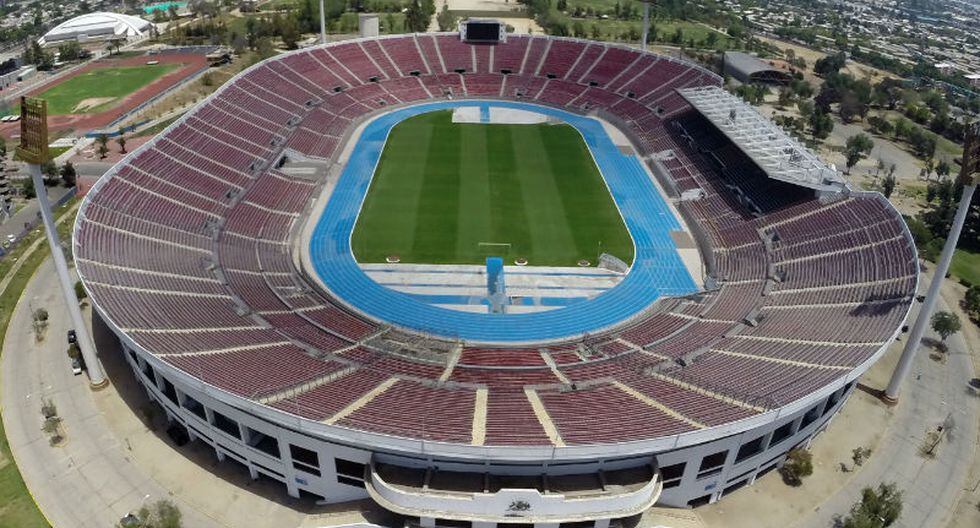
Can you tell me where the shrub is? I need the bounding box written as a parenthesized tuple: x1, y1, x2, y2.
(41, 399, 57, 419)
(74, 280, 88, 300)
(780, 448, 813, 486)
(841, 483, 903, 528)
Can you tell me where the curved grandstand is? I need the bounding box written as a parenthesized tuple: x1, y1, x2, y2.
(75, 32, 918, 523)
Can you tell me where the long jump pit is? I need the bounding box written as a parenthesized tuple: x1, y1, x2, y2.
(1, 51, 208, 136)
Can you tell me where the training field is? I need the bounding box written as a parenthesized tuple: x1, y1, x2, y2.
(351, 111, 634, 266)
(36, 63, 178, 115)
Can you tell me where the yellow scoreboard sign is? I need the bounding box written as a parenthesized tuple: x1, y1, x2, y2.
(15, 96, 48, 165)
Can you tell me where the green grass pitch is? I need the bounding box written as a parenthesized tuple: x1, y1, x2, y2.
(37, 63, 178, 115)
(351, 111, 634, 267)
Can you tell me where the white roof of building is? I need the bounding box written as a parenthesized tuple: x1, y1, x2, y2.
(39, 12, 153, 45)
(677, 86, 846, 193)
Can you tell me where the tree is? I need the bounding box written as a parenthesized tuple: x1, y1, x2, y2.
(60, 161, 77, 187)
(41, 160, 58, 182)
(777, 88, 793, 108)
(57, 41, 83, 61)
(844, 133, 874, 174)
(964, 285, 980, 318)
(840, 483, 903, 528)
(117, 132, 128, 154)
(882, 172, 897, 198)
(930, 311, 961, 345)
(97, 134, 110, 160)
(813, 52, 846, 76)
(872, 78, 904, 110)
(780, 448, 813, 486)
(119, 499, 183, 528)
(21, 177, 35, 199)
(705, 31, 719, 49)
(868, 115, 893, 136)
(808, 108, 834, 140)
(405, 0, 429, 33)
(436, 4, 457, 32)
(25, 41, 53, 70)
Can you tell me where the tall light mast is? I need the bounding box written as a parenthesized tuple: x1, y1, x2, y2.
(641, 1, 651, 50)
(883, 120, 979, 403)
(319, 0, 327, 45)
(17, 97, 107, 389)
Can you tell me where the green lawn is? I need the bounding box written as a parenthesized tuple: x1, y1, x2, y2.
(351, 111, 633, 266)
(951, 248, 980, 287)
(37, 64, 178, 115)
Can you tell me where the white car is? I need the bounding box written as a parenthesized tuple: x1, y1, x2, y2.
(71, 357, 82, 375)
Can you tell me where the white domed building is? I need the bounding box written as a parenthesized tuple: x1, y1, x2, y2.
(38, 12, 154, 47)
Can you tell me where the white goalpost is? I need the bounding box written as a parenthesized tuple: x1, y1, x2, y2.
(477, 242, 512, 255)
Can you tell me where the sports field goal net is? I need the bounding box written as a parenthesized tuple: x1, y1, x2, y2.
(477, 242, 512, 256)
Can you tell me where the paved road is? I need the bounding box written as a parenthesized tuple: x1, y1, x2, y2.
(0, 258, 223, 528)
(0, 185, 71, 245)
(796, 281, 979, 528)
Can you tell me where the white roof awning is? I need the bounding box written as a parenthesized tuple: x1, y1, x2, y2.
(677, 86, 846, 193)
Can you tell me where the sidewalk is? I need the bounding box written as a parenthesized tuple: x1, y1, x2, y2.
(0, 258, 224, 528)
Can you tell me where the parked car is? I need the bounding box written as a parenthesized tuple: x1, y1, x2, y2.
(70, 357, 82, 376)
(67, 329, 77, 344)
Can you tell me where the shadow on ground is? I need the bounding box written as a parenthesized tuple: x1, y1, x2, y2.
(90, 309, 400, 525)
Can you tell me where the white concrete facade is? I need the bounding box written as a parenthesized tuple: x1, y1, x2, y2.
(118, 332, 857, 523)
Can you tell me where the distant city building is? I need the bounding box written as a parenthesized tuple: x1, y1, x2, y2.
(38, 12, 154, 47)
(966, 73, 980, 88)
(723, 51, 793, 85)
(935, 62, 958, 75)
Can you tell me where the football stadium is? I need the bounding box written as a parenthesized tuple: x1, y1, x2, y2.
(74, 23, 918, 526)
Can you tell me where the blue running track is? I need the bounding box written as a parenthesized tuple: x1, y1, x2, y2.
(308, 101, 697, 342)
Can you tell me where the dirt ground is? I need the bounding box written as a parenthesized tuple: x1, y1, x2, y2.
(756, 35, 897, 83)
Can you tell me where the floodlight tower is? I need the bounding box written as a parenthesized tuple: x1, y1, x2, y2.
(16, 97, 107, 389)
(319, 0, 327, 45)
(883, 120, 979, 403)
(641, 1, 652, 51)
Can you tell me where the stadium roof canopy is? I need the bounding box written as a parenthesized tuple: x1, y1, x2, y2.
(39, 12, 153, 46)
(723, 51, 793, 85)
(678, 86, 846, 192)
